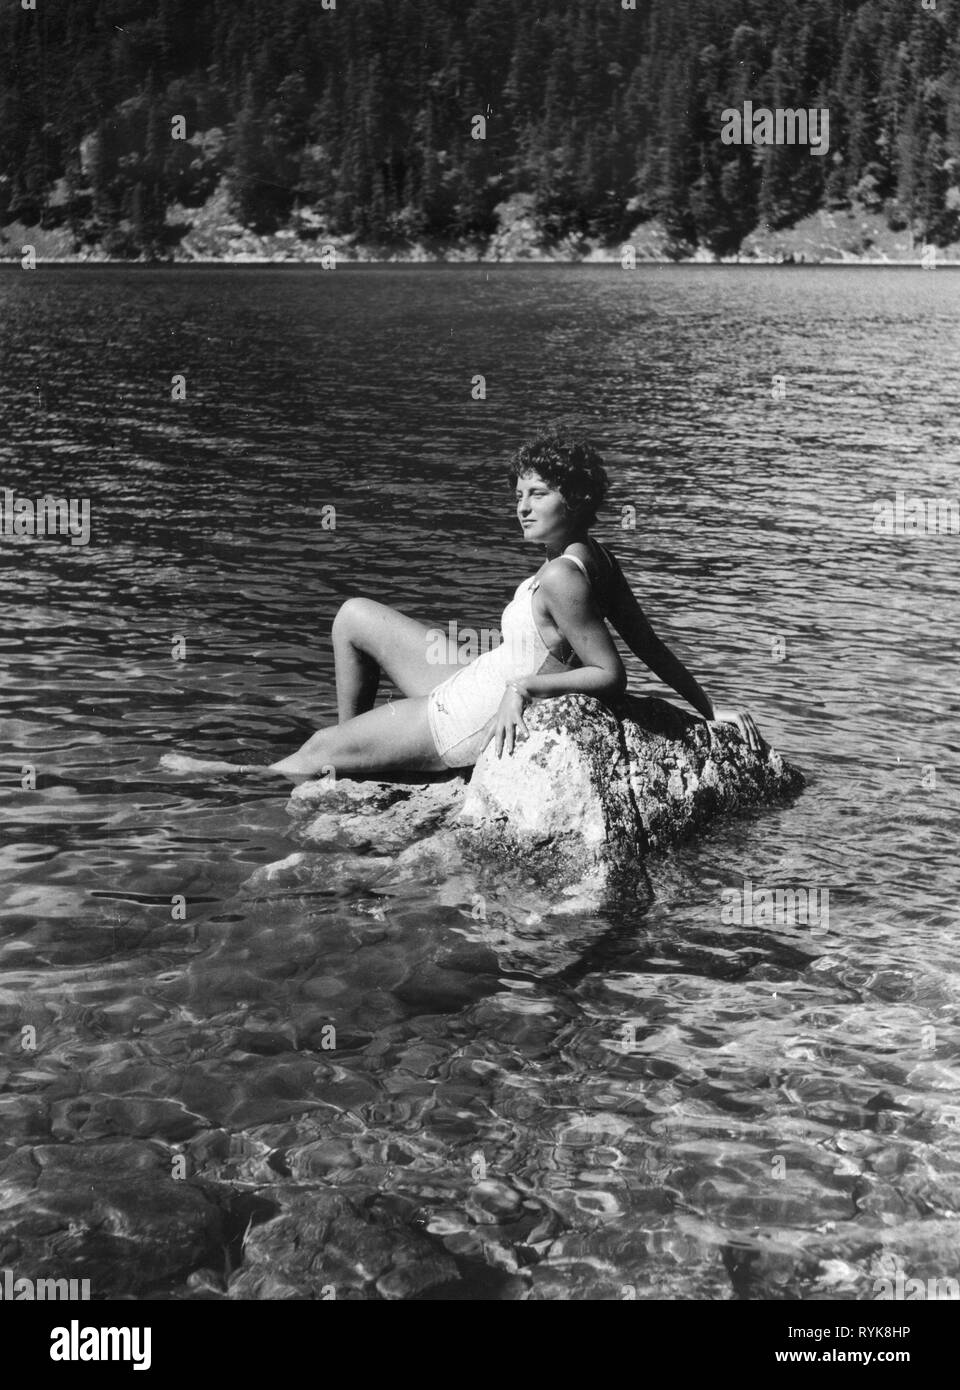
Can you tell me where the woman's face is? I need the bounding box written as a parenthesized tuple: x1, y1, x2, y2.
(515, 470, 573, 545)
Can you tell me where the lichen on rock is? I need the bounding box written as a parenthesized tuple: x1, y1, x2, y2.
(456, 693, 804, 891)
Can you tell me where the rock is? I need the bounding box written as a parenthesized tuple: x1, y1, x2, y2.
(225, 1188, 461, 1300)
(243, 850, 395, 894)
(49, 1094, 208, 1144)
(289, 777, 464, 856)
(0, 1140, 225, 1296)
(286, 695, 802, 903)
(0, 1096, 51, 1154)
(458, 694, 804, 888)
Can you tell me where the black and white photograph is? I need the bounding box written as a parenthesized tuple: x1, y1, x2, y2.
(1, 0, 958, 1355)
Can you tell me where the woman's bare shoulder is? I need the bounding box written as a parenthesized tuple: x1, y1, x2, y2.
(560, 537, 625, 592)
(559, 537, 601, 566)
(540, 552, 591, 589)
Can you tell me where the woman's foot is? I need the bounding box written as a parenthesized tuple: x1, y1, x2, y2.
(160, 753, 254, 775)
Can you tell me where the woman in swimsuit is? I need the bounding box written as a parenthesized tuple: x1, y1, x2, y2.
(165, 428, 760, 782)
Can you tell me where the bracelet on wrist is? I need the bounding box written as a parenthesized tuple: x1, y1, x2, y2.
(505, 679, 527, 702)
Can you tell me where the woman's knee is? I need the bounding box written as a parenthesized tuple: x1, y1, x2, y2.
(332, 596, 387, 645)
(332, 596, 363, 639)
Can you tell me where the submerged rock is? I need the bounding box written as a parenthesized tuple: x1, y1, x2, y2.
(225, 1186, 461, 1300)
(458, 694, 804, 887)
(288, 775, 463, 853)
(288, 694, 803, 899)
(260, 690, 805, 986)
(0, 1140, 225, 1296)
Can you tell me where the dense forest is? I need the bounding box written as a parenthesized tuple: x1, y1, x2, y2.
(1, 0, 959, 257)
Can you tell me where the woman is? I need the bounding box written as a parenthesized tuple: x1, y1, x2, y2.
(165, 427, 760, 781)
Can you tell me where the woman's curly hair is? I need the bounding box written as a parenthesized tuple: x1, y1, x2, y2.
(508, 426, 609, 528)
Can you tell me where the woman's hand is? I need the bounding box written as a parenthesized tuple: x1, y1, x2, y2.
(708, 706, 764, 754)
(480, 681, 531, 759)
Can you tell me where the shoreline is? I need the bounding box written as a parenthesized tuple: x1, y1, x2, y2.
(2, 254, 958, 268)
(4, 194, 958, 269)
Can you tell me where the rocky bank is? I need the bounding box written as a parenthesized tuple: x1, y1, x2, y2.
(3, 188, 958, 265)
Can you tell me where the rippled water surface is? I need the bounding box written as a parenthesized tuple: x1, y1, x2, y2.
(1, 265, 959, 1299)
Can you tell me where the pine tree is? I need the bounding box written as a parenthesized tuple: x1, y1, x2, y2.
(1, 0, 960, 258)
(229, 74, 285, 232)
(897, 95, 929, 229)
(8, 132, 47, 224)
(417, 98, 446, 236)
(133, 93, 168, 256)
(655, 58, 698, 251)
(920, 131, 956, 244)
(534, 30, 580, 236)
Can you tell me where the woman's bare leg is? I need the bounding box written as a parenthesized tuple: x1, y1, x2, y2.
(161, 601, 462, 779)
(332, 598, 461, 721)
(269, 695, 446, 781)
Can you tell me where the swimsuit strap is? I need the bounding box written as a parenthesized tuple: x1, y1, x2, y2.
(528, 554, 592, 664)
(558, 552, 591, 579)
(530, 553, 591, 593)
(527, 546, 614, 664)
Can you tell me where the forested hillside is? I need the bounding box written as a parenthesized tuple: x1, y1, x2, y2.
(1, 0, 958, 258)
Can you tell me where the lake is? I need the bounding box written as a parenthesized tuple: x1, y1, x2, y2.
(1, 264, 958, 1299)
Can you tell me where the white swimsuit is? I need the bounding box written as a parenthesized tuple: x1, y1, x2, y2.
(426, 552, 592, 769)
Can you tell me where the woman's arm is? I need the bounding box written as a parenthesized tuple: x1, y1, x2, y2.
(482, 563, 626, 757)
(603, 555, 762, 751)
(605, 566, 715, 719)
